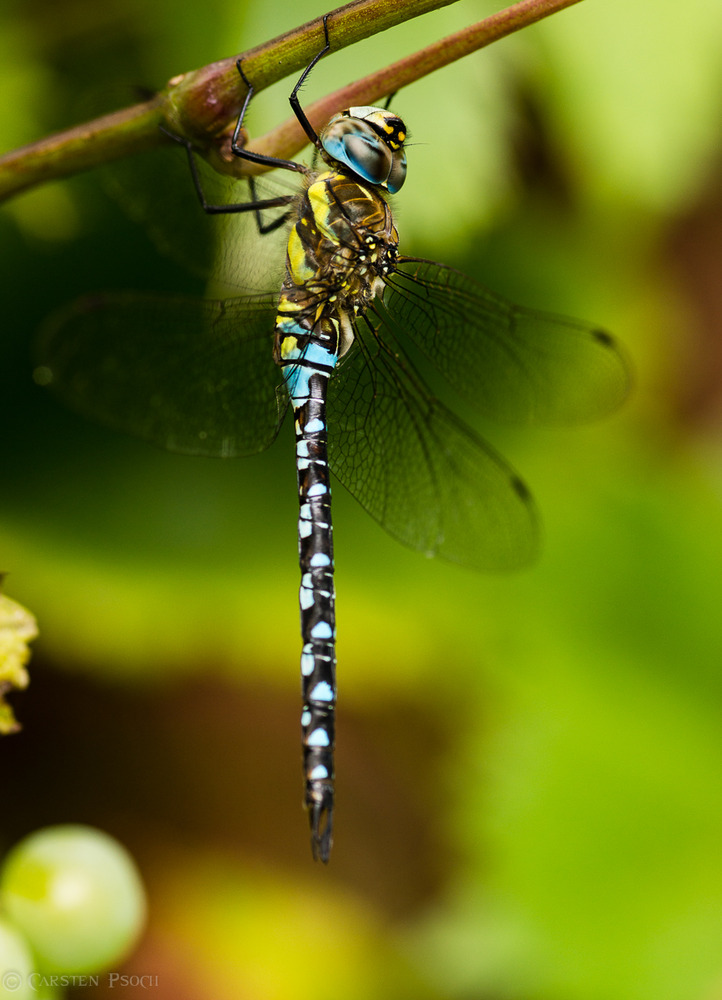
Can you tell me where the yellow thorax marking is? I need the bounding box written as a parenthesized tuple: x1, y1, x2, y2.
(280, 335, 299, 359)
(287, 227, 315, 284)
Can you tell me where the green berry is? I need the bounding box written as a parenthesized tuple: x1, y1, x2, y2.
(0, 916, 34, 999)
(0, 826, 146, 975)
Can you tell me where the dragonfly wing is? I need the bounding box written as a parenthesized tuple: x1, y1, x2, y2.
(327, 316, 538, 572)
(383, 259, 630, 424)
(99, 145, 290, 291)
(37, 292, 286, 457)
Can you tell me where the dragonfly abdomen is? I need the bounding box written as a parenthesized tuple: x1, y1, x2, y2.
(280, 335, 338, 863)
(276, 168, 399, 861)
(296, 401, 337, 863)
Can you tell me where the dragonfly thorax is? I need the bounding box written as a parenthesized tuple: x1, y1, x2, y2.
(286, 170, 399, 297)
(319, 107, 407, 194)
(274, 167, 399, 368)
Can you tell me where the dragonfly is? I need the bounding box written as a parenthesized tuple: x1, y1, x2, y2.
(37, 17, 630, 862)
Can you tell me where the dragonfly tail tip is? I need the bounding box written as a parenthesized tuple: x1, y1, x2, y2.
(308, 792, 334, 863)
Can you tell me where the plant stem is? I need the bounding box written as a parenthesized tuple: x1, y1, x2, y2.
(0, 0, 583, 203)
(243, 0, 584, 175)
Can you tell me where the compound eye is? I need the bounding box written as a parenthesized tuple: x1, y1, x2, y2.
(342, 131, 392, 185)
(320, 113, 407, 190)
(385, 150, 407, 194)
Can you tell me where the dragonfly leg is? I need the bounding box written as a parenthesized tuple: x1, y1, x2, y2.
(245, 177, 293, 235)
(160, 125, 295, 218)
(230, 60, 308, 175)
(230, 13, 333, 173)
(287, 13, 331, 148)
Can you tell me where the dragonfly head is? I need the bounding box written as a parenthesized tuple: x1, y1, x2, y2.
(319, 107, 407, 194)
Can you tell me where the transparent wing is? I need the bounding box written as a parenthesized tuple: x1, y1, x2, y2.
(98, 144, 291, 292)
(37, 292, 286, 457)
(327, 316, 538, 572)
(381, 259, 631, 424)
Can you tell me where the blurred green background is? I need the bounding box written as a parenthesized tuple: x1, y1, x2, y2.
(2, 0, 722, 997)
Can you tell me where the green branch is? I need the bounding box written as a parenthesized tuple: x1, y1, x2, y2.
(0, 0, 583, 202)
